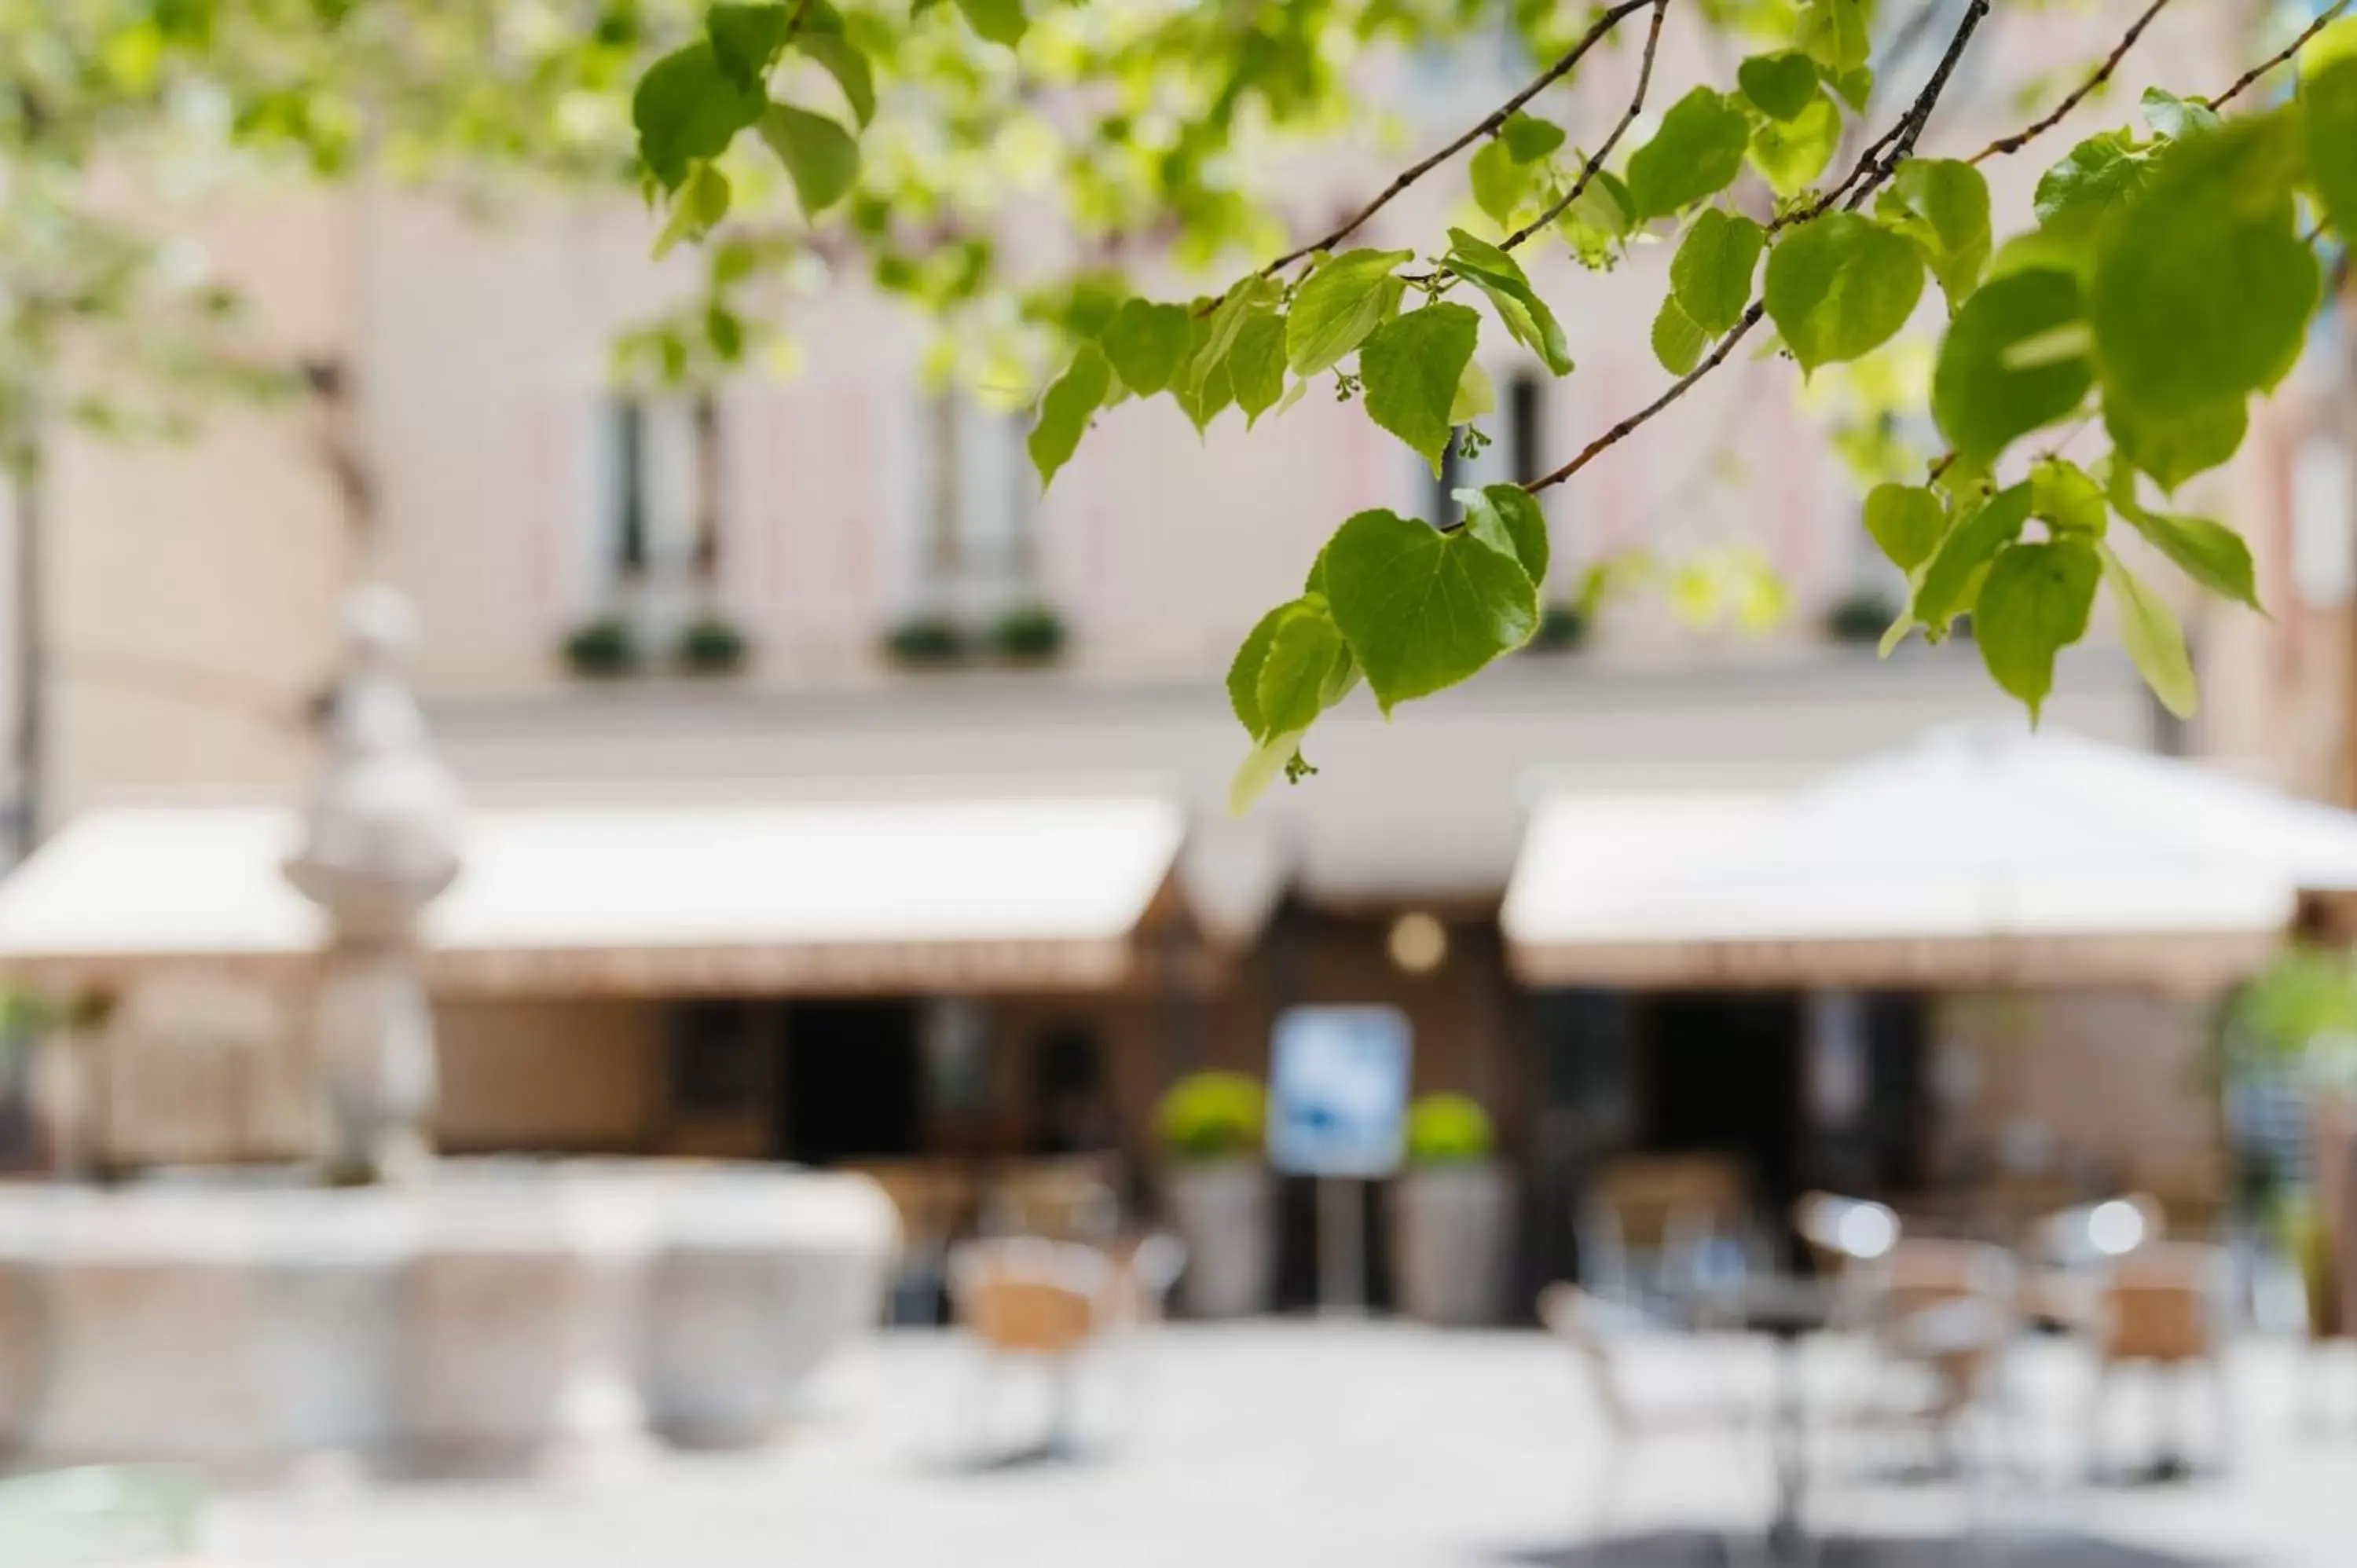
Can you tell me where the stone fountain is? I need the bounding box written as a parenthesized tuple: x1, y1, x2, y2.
(0, 587, 900, 1475)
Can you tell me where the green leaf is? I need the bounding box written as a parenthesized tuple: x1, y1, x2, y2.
(1651, 294, 1707, 374)
(2141, 87, 2221, 142)
(1027, 341, 1110, 490)
(2033, 132, 2150, 236)
(951, 0, 1025, 46)
(1501, 113, 1567, 163)
(1864, 482, 1944, 573)
(2105, 395, 2248, 494)
(1976, 540, 2100, 723)
(1748, 93, 1839, 199)
(1739, 50, 1821, 122)
(1285, 249, 1413, 376)
(1230, 312, 1288, 426)
(2305, 57, 2357, 241)
(1470, 140, 1530, 225)
(1257, 600, 1352, 737)
(1624, 88, 1752, 222)
(2091, 113, 2318, 422)
(1930, 269, 2093, 464)
(1175, 304, 1237, 432)
(1102, 299, 1193, 396)
(2106, 458, 2258, 607)
(1670, 209, 1765, 335)
(655, 162, 732, 256)
(1450, 358, 1495, 425)
(1358, 302, 1481, 475)
(709, 4, 792, 88)
(759, 102, 860, 213)
(1226, 603, 1290, 738)
(1441, 230, 1573, 376)
(1801, 0, 1871, 72)
(1457, 484, 1550, 584)
(634, 43, 764, 190)
(1876, 158, 1991, 305)
(1913, 482, 2032, 633)
(2030, 457, 2107, 536)
(1824, 64, 1874, 113)
(1229, 729, 1310, 815)
(1763, 211, 1926, 372)
(1321, 509, 1538, 713)
(2099, 542, 2198, 719)
(1190, 277, 1276, 393)
(795, 34, 876, 127)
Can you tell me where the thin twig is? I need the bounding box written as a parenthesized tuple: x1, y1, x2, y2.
(1523, 0, 1993, 494)
(2209, 0, 2353, 110)
(1251, 0, 1659, 279)
(1525, 303, 1768, 492)
(1498, 0, 1670, 252)
(1970, 0, 2173, 165)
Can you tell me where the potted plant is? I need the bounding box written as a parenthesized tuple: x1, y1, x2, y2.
(1389, 1093, 1512, 1326)
(1154, 1071, 1272, 1318)
(1524, 601, 1588, 654)
(1823, 590, 1902, 646)
(884, 614, 967, 669)
(991, 603, 1066, 665)
(676, 614, 750, 676)
(562, 614, 640, 679)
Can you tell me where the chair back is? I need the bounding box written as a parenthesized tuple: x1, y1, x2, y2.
(2101, 1241, 2222, 1365)
(950, 1237, 1111, 1355)
(981, 1156, 1120, 1243)
(1866, 1238, 2014, 1351)
(1580, 1156, 1750, 1306)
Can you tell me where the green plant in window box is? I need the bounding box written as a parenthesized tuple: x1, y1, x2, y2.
(562, 615, 640, 679)
(1823, 590, 1903, 647)
(676, 614, 750, 674)
(884, 615, 968, 669)
(992, 603, 1068, 665)
(1404, 1093, 1494, 1167)
(1525, 602, 1588, 654)
(1154, 1071, 1266, 1163)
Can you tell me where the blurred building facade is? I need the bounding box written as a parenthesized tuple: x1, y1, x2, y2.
(2, 1, 2352, 1278)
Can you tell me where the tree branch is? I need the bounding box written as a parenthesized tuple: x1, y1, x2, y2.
(1969, 0, 2173, 165)
(1523, 0, 1993, 494)
(1498, 0, 1670, 252)
(1253, 0, 1660, 279)
(2208, 0, 2353, 111)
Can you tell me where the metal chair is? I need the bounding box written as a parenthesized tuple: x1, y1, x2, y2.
(1538, 1283, 1766, 1544)
(2088, 1240, 2231, 1481)
(948, 1236, 1116, 1461)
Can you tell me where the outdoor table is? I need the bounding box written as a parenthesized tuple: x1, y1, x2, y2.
(1695, 1275, 1831, 1565)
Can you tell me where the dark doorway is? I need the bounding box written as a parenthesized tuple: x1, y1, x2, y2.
(775, 1000, 923, 1164)
(1638, 992, 1804, 1233)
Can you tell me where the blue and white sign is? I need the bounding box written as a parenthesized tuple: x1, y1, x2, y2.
(1266, 1006, 1413, 1178)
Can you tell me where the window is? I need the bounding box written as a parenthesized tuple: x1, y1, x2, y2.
(603, 393, 720, 592)
(917, 392, 1037, 616)
(1427, 367, 1551, 523)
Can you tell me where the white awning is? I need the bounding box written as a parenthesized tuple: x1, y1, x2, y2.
(1503, 726, 2357, 991)
(0, 797, 1186, 996)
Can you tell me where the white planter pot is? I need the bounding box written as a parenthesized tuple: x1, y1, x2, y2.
(639, 1170, 898, 1449)
(1164, 1162, 1272, 1318)
(1390, 1164, 1512, 1327)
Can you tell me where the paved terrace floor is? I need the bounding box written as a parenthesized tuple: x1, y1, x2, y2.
(214, 1324, 2357, 1567)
